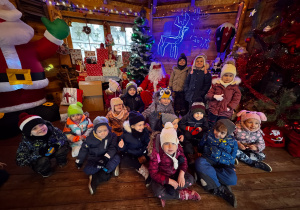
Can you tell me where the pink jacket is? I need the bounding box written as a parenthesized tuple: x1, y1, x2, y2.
(207, 77, 242, 118)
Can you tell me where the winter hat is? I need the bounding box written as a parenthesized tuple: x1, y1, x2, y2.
(129, 111, 145, 126)
(159, 87, 173, 101)
(218, 119, 236, 136)
(237, 110, 267, 124)
(68, 102, 84, 116)
(93, 116, 109, 131)
(220, 58, 236, 78)
(126, 81, 137, 92)
(18, 113, 45, 136)
(110, 97, 124, 111)
(162, 113, 178, 125)
(191, 102, 206, 115)
(192, 54, 206, 69)
(160, 122, 179, 148)
(108, 79, 119, 92)
(177, 53, 187, 70)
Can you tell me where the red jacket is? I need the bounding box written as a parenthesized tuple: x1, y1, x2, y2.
(148, 135, 188, 185)
(207, 77, 242, 118)
(139, 75, 170, 93)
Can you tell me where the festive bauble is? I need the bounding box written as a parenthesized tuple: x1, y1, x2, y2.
(245, 37, 251, 43)
(263, 25, 271, 32)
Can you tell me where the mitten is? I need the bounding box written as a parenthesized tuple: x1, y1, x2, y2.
(97, 156, 109, 167)
(41, 17, 69, 40)
(213, 94, 224, 101)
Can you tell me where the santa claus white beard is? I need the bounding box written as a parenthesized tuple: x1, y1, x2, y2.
(0, 20, 34, 46)
(148, 69, 165, 92)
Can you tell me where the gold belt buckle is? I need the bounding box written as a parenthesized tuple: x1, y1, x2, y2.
(6, 69, 33, 85)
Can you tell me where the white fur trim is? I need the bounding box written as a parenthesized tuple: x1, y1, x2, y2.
(1, 46, 22, 69)
(19, 115, 42, 130)
(0, 0, 17, 10)
(0, 8, 22, 21)
(0, 98, 46, 113)
(0, 79, 49, 92)
(44, 30, 63, 46)
(123, 120, 132, 133)
(212, 76, 241, 85)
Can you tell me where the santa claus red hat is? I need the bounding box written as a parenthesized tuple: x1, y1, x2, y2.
(18, 112, 45, 136)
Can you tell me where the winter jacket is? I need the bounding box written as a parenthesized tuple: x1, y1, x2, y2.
(142, 91, 175, 131)
(104, 90, 121, 109)
(206, 77, 241, 118)
(16, 121, 68, 167)
(184, 69, 212, 104)
(169, 66, 191, 92)
(120, 93, 144, 113)
(179, 111, 209, 134)
(119, 121, 150, 157)
(198, 131, 237, 166)
(148, 134, 188, 185)
(63, 114, 93, 142)
(76, 131, 118, 165)
(139, 75, 170, 93)
(106, 110, 129, 136)
(234, 121, 265, 152)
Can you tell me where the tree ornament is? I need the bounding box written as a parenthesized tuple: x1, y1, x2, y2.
(263, 25, 272, 32)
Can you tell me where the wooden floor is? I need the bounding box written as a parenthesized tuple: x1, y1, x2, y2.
(0, 111, 300, 210)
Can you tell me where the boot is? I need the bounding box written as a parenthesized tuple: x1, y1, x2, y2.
(113, 165, 120, 177)
(252, 161, 272, 172)
(213, 185, 237, 207)
(137, 164, 151, 186)
(178, 189, 201, 201)
(88, 174, 98, 195)
(160, 199, 166, 207)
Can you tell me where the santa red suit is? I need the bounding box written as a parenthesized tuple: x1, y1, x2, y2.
(137, 62, 169, 108)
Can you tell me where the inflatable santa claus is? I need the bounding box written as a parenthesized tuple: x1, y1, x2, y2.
(137, 62, 169, 108)
(0, 0, 69, 139)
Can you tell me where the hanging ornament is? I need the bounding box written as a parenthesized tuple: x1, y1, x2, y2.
(83, 25, 91, 34)
(215, 22, 236, 61)
(263, 25, 271, 32)
(245, 37, 251, 43)
(105, 33, 115, 47)
(249, 9, 256, 17)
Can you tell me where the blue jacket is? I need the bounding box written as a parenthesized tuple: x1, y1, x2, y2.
(184, 69, 212, 104)
(198, 131, 237, 166)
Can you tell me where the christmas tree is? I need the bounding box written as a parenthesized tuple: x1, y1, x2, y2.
(126, 8, 154, 85)
(231, 0, 300, 128)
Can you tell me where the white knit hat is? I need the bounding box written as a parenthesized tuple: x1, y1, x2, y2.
(108, 79, 119, 92)
(160, 122, 179, 148)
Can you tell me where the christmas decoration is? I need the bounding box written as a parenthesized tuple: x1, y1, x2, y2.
(105, 33, 114, 47)
(215, 22, 236, 61)
(249, 9, 256, 17)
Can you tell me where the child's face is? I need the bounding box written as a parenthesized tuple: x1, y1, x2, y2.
(131, 121, 145, 132)
(172, 119, 179, 130)
(70, 114, 83, 124)
(193, 112, 204, 121)
(195, 57, 204, 68)
(213, 128, 227, 139)
(162, 142, 177, 155)
(31, 124, 48, 136)
(222, 73, 234, 83)
(114, 104, 123, 113)
(95, 125, 109, 139)
(244, 118, 260, 131)
(160, 98, 171, 106)
(128, 88, 136, 96)
(178, 59, 186, 66)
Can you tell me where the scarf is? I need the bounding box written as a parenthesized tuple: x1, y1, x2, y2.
(165, 151, 178, 169)
(132, 128, 145, 138)
(219, 79, 235, 88)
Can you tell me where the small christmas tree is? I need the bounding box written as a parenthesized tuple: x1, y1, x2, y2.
(126, 7, 154, 85)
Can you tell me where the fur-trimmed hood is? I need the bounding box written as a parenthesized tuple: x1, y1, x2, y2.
(123, 120, 132, 133)
(212, 76, 242, 86)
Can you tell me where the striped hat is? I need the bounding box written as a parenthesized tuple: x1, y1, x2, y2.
(18, 113, 45, 136)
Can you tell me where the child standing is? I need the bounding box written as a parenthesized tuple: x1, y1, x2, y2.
(75, 117, 120, 195)
(178, 102, 208, 163)
(234, 110, 272, 172)
(195, 119, 237, 207)
(104, 79, 122, 110)
(120, 81, 144, 112)
(142, 87, 175, 131)
(184, 54, 212, 106)
(106, 97, 129, 136)
(118, 111, 151, 186)
(206, 59, 241, 128)
(63, 102, 93, 157)
(169, 53, 191, 116)
(16, 113, 69, 177)
(148, 122, 201, 207)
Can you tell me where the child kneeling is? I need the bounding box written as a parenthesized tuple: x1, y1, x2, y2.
(16, 113, 69, 177)
(75, 117, 120, 195)
(148, 122, 201, 207)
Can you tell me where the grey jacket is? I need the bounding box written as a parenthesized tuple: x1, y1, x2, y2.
(169, 65, 191, 92)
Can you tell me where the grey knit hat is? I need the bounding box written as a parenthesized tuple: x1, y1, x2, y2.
(93, 116, 109, 131)
(218, 119, 236, 136)
(162, 113, 178, 125)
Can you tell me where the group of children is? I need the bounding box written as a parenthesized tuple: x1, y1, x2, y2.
(15, 53, 272, 208)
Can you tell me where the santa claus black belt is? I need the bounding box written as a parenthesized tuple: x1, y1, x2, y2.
(1, 70, 45, 85)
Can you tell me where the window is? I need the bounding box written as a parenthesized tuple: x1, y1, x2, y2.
(70, 22, 105, 59)
(110, 26, 133, 55)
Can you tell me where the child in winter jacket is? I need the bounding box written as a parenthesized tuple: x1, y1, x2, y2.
(106, 97, 129, 136)
(162, 113, 184, 142)
(118, 111, 151, 186)
(63, 102, 93, 157)
(169, 53, 191, 116)
(148, 122, 201, 207)
(75, 117, 120, 195)
(120, 81, 144, 113)
(206, 58, 241, 128)
(234, 110, 272, 172)
(104, 79, 122, 110)
(184, 54, 212, 107)
(195, 119, 237, 207)
(142, 87, 175, 131)
(178, 102, 208, 163)
(16, 113, 69, 177)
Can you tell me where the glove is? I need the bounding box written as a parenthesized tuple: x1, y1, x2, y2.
(41, 17, 70, 40)
(213, 94, 224, 101)
(97, 156, 109, 168)
(186, 126, 200, 135)
(137, 87, 143, 93)
(177, 155, 185, 165)
(75, 159, 83, 169)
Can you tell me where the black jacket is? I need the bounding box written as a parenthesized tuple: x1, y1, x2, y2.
(121, 93, 144, 113)
(179, 111, 209, 133)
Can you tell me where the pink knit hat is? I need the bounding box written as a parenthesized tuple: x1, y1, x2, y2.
(237, 110, 267, 124)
